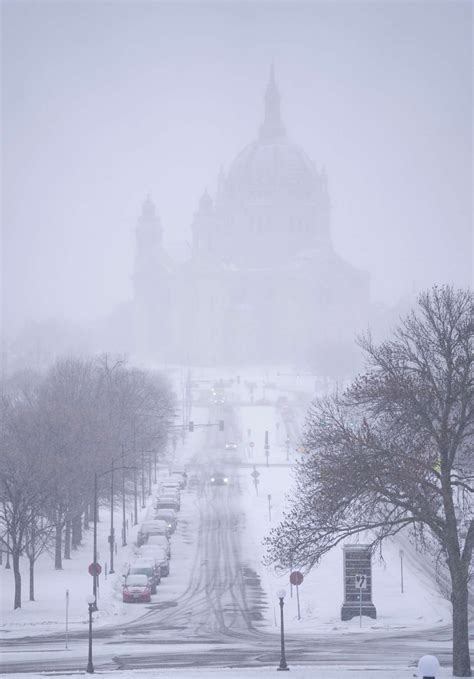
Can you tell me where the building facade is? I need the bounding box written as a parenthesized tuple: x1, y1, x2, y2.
(133, 68, 369, 365)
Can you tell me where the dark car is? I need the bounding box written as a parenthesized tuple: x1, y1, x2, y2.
(210, 471, 229, 485)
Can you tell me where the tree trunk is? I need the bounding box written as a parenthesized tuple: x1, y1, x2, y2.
(451, 567, 471, 676)
(12, 550, 21, 609)
(63, 520, 71, 560)
(84, 504, 89, 530)
(54, 523, 62, 569)
(29, 556, 35, 601)
(72, 514, 82, 549)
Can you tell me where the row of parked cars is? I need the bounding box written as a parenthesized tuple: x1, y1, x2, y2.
(122, 469, 187, 603)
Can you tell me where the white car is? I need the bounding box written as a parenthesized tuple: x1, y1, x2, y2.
(139, 545, 170, 577)
(147, 534, 171, 558)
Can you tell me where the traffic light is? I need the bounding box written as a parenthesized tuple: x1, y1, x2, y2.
(219, 420, 224, 431)
(188, 421, 194, 432)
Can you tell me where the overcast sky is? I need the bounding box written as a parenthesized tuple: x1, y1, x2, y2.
(2, 0, 472, 334)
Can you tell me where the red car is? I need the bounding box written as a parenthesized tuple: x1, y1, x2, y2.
(122, 573, 151, 603)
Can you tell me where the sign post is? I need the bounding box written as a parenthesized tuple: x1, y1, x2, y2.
(251, 466, 260, 496)
(355, 574, 367, 627)
(289, 571, 303, 620)
(88, 562, 102, 577)
(65, 589, 69, 649)
(264, 430, 270, 466)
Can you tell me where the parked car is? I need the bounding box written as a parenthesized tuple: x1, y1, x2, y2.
(147, 533, 171, 558)
(161, 480, 181, 492)
(156, 485, 180, 500)
(139, 545, 170, 577)
(122, 573, 151, 603)
(127, 558, 159, 593)
(156, 497, 180, 512)
(155, 508, 177, 533)
(171, 470, 187, 488)
(225, 442, 238, 451)
(137, 519, 169, 546)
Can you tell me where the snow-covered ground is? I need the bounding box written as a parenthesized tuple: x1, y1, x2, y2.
(0, 366, 456, 675)
(2, 667, 454, 679)
(0, 429, 205, 638)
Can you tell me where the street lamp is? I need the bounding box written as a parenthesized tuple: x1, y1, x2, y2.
(276, 589, 289, 671)
(92, 459, 136, 608)
(109, 458, 115, 574)
(417, 655, 440, 679)
(86, 594, 95, 673)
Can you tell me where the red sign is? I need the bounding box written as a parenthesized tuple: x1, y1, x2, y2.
(290, 570, 303, 586)
(88, 562, 102, 576)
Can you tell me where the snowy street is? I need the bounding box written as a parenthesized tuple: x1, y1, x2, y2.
(0, 370, 464, 676)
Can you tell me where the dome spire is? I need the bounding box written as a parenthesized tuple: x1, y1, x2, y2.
(259, 64, 286, 142)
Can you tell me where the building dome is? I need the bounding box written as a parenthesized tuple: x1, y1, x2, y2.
(223, 65, 323, 204)
(226, 137, 319, 202)
(196, 66, 332, 267)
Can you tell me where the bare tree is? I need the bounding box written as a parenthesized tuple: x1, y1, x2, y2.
(24, 514, 54, 601)
(0, 394, 50, 608)
(0, 354, 175, 607)
(265, 286, 473, 677)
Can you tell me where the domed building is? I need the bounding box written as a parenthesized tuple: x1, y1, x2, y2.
(133, 68, 369, 365)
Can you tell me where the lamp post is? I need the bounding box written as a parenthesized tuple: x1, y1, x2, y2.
(92, 472, 98, 607)
(276, 589, 289, 671)
(86, 594, 95, 673)
(417, 655, 440, 679)
(109, 459, 115, 574)
(121, 447, 127, 547)
(141, 451, 146, 508)
(133, 466, 138, 525)
(92, 460, 136, 608)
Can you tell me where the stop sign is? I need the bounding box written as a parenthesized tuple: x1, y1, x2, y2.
(88, 562, 102, 576)
(290, 570, 303, 586)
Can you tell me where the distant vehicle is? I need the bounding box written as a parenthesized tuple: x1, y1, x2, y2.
(160, 480, 181, 493)
(225, 442, 238, 451)
(127, 559, 159, 593)
(147, 534, 171, 558)
(122, 573, 151, 603)
(188, 474, 199, 489)
(170, 471, 187, 488)
(155, 508, 177, 533)
(210, 471, 229, 485)
(139, 545, 170, 577)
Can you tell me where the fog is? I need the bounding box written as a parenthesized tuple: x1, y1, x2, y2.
(1, 1, 472, 365)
